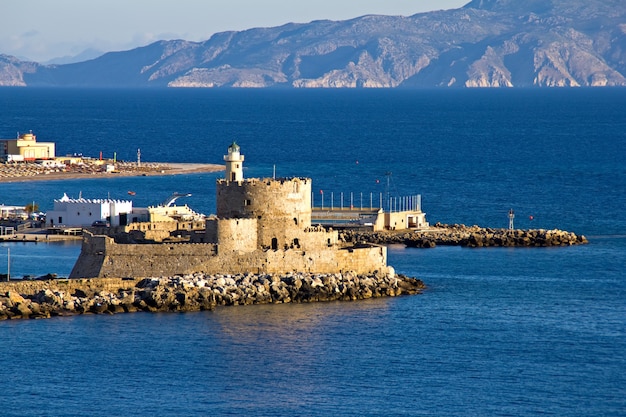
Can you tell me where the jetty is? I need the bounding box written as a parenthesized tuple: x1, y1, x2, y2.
(341, 223, 588, 248)
(0, 228, 83, 242)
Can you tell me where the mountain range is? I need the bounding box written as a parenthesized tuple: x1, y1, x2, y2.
(1, 0, 625, 88)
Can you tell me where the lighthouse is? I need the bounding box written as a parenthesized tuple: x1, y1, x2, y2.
(224, 142, 244, 182)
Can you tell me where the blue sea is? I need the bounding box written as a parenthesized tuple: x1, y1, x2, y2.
(0, 88, 625, 416)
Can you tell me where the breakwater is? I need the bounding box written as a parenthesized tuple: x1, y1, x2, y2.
(341, 223, 588, 248)
(0, 271, 425, 320)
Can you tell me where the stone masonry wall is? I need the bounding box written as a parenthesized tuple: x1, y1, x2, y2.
(69, 235, 388, 279)
(204, 218, 218, 243)
(215, 218, 257, 252)
(295, 226, 338, 250)
(216, 177, 312, 249)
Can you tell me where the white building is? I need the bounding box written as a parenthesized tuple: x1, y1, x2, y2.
(0, 204, 27, 219)
(47, 193, 133, 227)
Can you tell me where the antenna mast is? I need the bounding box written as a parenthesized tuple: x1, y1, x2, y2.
(385, 172, 392, 211)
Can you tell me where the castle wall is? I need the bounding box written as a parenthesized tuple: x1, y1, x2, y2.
(205, 218, 218, 243)
(70, 234, 220, 278)
(124, 220, 206, 242)
(296, 226, 338, 250)
(69, 233, 107, 278)
(215, 218, 257, 252)
(69, 234, 387, 279)
(262, 245, 387, 275)
(205, 218, 336, 251)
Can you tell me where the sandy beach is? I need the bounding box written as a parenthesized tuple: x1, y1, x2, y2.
(0, 161, 224, 183)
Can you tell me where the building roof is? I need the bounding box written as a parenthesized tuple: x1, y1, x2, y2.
(55, 193, 132, 205)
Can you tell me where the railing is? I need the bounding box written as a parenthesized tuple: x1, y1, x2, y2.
(311, 192, 421, 213)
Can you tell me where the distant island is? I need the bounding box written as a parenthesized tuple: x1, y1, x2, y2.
(1, 0, 624, 88)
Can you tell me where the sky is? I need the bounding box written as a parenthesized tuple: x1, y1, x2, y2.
(2, 0, 468, 63)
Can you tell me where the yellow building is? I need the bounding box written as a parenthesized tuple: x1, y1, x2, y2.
(0, 132, 55, 162)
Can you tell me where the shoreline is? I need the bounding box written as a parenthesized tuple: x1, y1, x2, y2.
(0, 162, 224, 183)
(0, 272, 425, 320)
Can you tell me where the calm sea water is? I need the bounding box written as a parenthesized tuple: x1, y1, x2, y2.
(0, 88, 624, 416)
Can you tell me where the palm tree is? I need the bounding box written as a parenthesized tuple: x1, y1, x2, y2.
(25, 202, 39, 215)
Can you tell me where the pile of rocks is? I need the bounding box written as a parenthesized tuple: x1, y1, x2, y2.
(457, 227, 587, 247)
(0, 271, 425, 320)
(341, 223, 588, 248)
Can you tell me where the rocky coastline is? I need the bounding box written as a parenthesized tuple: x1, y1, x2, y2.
(0, 271, 425, 320)
(341, 223, 588, 248)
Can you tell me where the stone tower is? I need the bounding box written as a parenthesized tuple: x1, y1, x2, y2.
(224, 142, 244, 182)
(216, 143, 314, 250)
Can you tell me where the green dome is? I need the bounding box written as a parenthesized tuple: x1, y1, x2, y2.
(228, 142, 240, 153)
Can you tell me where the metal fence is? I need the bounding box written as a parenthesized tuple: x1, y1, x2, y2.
(312, 191, 421, 213)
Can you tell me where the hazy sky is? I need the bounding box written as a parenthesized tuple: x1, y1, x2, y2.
(3, 0, 468, 63)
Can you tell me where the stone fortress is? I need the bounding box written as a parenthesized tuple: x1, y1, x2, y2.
(70, 143, 391, 279)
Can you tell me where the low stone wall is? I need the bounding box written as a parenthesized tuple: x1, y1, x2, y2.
(0, 271, 425, 320)
(70, 233, 388, 279)
(342, 223, 588, 248)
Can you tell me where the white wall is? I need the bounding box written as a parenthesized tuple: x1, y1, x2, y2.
(47, 195, 132, 227)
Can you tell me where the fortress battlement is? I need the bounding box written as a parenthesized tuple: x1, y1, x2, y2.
(69, 143, 390, 279)
(216, 177, 311, 186)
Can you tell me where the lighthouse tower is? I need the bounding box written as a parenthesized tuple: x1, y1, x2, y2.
(224, 142, 244, 182)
